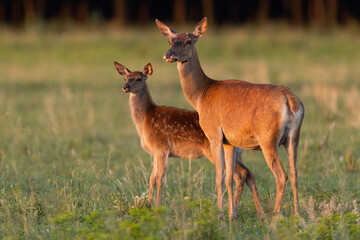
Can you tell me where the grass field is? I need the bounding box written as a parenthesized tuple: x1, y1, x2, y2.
(0, 23, 359, 239)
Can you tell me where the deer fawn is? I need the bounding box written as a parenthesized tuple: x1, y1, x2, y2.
(156, 17, 304, 219)
(114, 62, 265, 218)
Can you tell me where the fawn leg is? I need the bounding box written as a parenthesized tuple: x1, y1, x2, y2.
(148, 160, 157, 206)
(155, 152, 168, 207)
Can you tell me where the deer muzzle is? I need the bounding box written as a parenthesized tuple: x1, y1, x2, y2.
(164, 50, 178, 63)
(122, 84, 130, 92)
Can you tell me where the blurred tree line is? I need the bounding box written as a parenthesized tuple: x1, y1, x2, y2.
(0, 0, 359, 28)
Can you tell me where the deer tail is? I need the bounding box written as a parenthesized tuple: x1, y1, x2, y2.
(282, 86, 304, 120)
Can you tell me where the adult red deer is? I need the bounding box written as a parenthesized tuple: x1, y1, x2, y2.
(156, 18, 304, 219)
(114, 62, 264, 218)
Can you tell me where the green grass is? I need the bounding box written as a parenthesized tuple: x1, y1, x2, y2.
(0, 24, 359, 239)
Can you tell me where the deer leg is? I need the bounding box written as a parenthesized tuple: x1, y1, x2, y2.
(209, 138, 225, 219)
(155, 152, 168, 207)
(147, 160, 157, 207)
(223, 144, 236, 220)
(261, 145, 288, 215)
(285, 132, 300, 216)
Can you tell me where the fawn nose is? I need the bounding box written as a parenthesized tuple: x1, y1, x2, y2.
(122, 84, 130, 92)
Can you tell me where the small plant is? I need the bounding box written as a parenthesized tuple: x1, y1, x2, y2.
(188, 199, 225, 240)
(76, 211, 119, 239)
(120, 206, 168, 240)
(274, 213, 360, 240)
(49, 207, 168, 239)
(49, 211, 79, 238)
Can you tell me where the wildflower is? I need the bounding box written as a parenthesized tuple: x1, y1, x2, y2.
(184, 196, 189, 200)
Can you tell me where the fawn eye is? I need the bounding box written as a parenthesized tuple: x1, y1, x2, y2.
(136, 78, 141, 81)
(186, 40, 192, 44)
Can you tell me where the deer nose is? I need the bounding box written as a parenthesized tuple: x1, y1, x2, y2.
(164, 50, 178, 63)
(164, 50, 177, 59)
(122, 84, 130, 92)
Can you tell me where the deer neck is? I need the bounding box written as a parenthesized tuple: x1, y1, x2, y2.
(129, 84, 155, 133)
(177, 48, 212, 110)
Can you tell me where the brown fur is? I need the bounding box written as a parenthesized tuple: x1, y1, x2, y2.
(156, 17, 304, 219)
(114, 62, 264, 217)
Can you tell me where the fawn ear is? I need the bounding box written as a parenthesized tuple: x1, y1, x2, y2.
(155, 19, 177, 38)
(114, 61, 131, 76)
(143, 63, 153, 77)
(193, 17, 207, 38)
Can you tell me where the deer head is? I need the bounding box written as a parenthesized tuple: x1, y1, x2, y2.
(155, 17, 208, 63)
(114, 62, 153, 94)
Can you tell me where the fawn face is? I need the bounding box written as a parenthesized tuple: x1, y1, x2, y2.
(156, 17, 208, 63)
(114, 62, 153, 94)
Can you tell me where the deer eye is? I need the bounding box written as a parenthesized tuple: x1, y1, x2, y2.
(186, 40, 192, 45)
(136, 78, 141, 81)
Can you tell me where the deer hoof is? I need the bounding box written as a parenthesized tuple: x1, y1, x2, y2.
(228, 212, 238, 221)
(217, 213, 225, 221)
(146, 199, 153, 209)
(257, 210, 266, 220)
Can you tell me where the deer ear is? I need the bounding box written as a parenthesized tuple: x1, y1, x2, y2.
(114, 61, 131, 76)
(193, 17, 207, 38)
(143, 63, 153, 77)
(155, 19, 177, 38)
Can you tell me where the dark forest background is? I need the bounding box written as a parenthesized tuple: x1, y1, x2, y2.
(1, 0, 360, 28)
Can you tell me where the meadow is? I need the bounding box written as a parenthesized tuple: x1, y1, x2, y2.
(0, 23, 359, 239)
